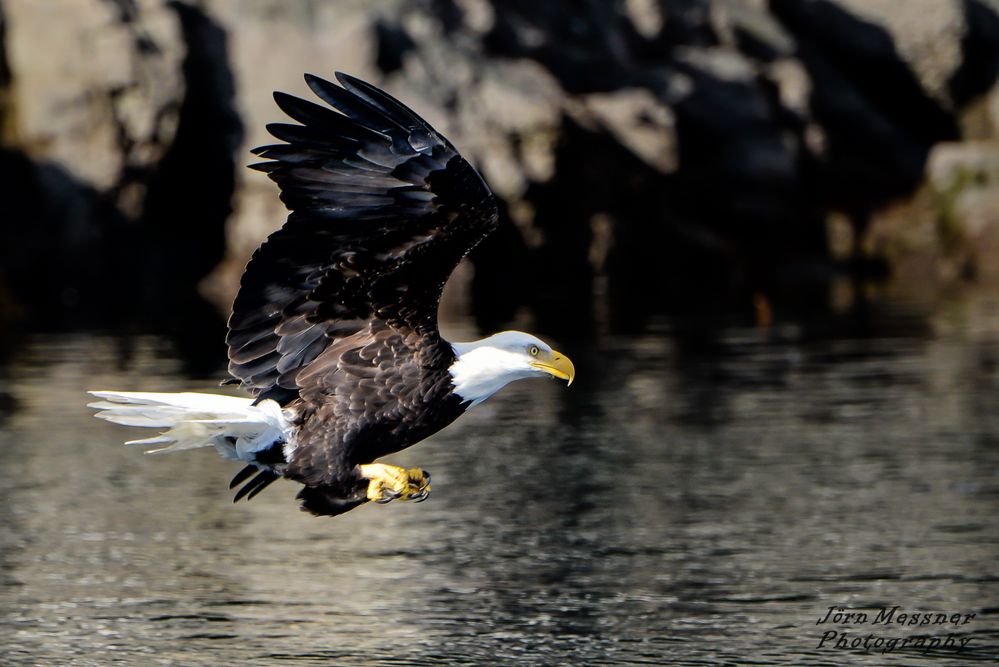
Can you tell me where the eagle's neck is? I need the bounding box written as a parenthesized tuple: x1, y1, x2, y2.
(447, 337, 535, 408)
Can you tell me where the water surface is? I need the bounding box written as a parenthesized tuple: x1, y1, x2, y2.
(1, 307, 998, 665)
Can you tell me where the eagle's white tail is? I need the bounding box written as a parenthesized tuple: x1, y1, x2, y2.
(87, 391, 288, 463)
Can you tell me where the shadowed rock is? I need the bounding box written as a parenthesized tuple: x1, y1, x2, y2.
(374, 0, 999, 327)
(0, 1, 241, 374)
(3, 0, 999, 339)
(136, 1, 243, 370)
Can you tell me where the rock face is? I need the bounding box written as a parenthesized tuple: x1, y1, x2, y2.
(2, 0, 999, 339)
(0, 0, 240, 372)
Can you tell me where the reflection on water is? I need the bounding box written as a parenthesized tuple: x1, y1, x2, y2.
(1, 307, 998, 665)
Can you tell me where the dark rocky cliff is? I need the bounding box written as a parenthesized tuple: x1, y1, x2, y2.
(2, 0, 998, 343)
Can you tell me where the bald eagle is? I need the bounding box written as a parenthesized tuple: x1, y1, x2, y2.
(89, 73, 574, 517)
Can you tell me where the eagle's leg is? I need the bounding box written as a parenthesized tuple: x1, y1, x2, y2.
(358, 463, 431, 504)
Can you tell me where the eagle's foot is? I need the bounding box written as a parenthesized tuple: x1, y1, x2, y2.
(359, 463, 431, 504)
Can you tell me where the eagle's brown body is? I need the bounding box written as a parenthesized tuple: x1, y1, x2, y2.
(279, 325, 467, 515)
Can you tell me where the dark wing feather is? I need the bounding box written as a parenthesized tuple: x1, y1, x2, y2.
(227, 72, 498, 405)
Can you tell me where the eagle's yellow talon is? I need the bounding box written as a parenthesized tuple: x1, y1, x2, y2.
(409, 469, 431, 502)
(359, 463, 431, 504)
(367, 479, 399, 503)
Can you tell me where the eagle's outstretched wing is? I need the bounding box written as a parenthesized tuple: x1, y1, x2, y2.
(226, 73, 498, 405)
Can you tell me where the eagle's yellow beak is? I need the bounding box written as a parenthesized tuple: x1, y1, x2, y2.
(531, 350, 575, 386)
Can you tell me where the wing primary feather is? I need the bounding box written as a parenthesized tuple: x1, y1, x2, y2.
(334, 72, 441, 138)
(265, 122, 358, 149)
(305, 73, 409, 136)
(272, 91, 388, 145)
(247, 161, 282, 173)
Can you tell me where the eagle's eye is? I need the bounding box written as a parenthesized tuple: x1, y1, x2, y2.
(528, 345, 540, 357)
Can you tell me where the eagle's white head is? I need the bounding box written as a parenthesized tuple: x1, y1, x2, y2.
(449, 331, 575, 407)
